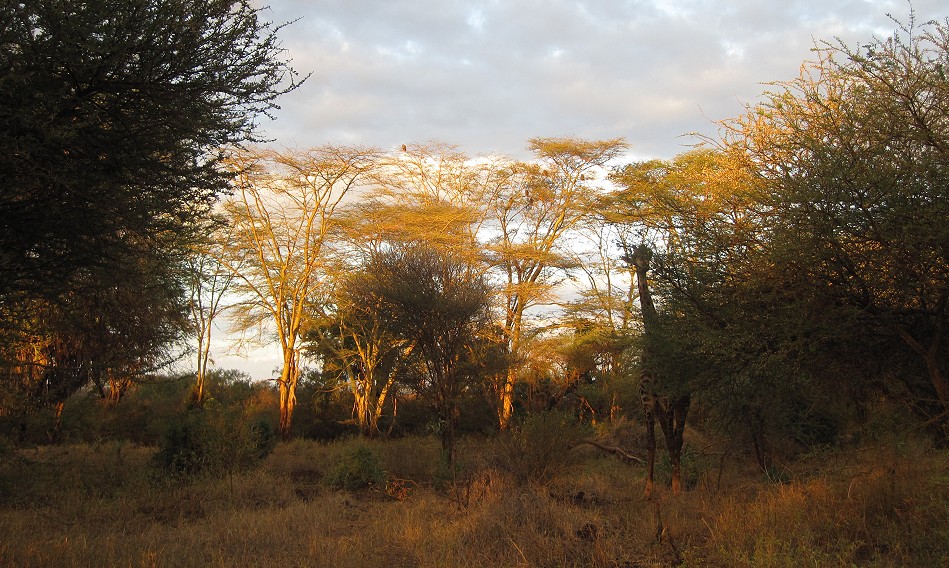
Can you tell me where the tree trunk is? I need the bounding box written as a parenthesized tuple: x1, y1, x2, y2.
(353, 385, 371, 436)
(923, 349, 948, 407)
(278, 353, 299, 440)
(747, 409, 770, 473)
(193, 375, 205, 407)
(893, 325, 948, 435)
(371, 374, 397, 437)
(106, 376, 132, 406)
(440, 410, 457, 467)
(279, 382, 296, 441)
(193, 330, 211, 406)
(498, 309, 524, 430)
(49, 401, 65, 443)
(498, 371, 515, 430)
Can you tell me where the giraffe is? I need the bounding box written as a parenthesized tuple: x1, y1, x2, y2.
(626, 244, 690, 497)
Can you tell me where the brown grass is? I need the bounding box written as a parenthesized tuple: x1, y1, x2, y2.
(0, 435, 947, 567)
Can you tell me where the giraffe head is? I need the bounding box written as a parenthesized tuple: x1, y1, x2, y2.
(622, 243, 653, 271)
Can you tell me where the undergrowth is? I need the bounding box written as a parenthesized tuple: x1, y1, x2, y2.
(0, 433, 946, 567)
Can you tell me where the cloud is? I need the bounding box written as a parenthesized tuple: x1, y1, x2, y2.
(259, 0, 947, 159)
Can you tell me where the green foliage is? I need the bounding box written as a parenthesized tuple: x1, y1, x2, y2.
(154, 405, 276, 478)
(0, 0, 302, 417)
(0, 0, 301, 302)
(372, 435, 441, 481)
(717, 16, 949, 438)
(600, 15, 949, 454)
(349, 243, 493, 461)
(0, 370, 279, 446)
(325, 443, 385, 490)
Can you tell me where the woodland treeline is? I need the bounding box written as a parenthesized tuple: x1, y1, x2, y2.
(1, 1, 947, 477)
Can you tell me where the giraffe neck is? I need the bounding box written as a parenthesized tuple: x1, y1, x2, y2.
(640, 370, 658, 405)
(636, 264, 657, 327)
(632, 246, 659, 398)
(628, 244, 657, 329)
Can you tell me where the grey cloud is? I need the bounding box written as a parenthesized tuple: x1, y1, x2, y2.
(260, 0, 947, 158)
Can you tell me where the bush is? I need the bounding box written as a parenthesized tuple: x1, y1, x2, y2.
(656, 443, 711, 490)
(493, 410, 592, 484)
(154, 405, 276, 478)
(325, 443, 385, 490)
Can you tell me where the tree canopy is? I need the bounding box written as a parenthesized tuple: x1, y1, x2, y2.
(0, 0, 301, 410)
(0, 0, 301, 305)
(718, 15, 949, 438)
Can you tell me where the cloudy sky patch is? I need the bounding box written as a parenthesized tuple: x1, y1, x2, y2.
(259, 1, 945, 159)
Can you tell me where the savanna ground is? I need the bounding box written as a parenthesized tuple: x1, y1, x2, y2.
(1, 422, 948, 568)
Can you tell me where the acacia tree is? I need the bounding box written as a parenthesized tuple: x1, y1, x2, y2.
(322, 144, 508, 435)
(346, 142, 507, 267)
(1, 0, 301, 306)
(721, 16, 949, 438)
(186, 221, 242, 406)
(355, 244, 492, 464)
(223, 146, 378, 439)
(487, 137, 627, 429)
(2, 256, 188, 438)
(558, 203, 647, 418)
(0, 0, 301, 410)
(305, 272, 410, 437)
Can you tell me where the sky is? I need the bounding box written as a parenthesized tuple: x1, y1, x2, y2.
(215, 0, 947, 378)
(256, 0, 947, 161)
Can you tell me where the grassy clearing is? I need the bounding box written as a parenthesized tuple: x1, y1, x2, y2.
(0, 434, 947, 567)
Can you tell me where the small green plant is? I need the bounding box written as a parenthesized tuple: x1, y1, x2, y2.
(325, 444, 385, 490)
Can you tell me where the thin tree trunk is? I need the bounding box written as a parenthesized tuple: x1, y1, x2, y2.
(50, 401, 65, 443)
(440, 409, 457, 467)
(106, 377, 131, 406)
(353, 384, 371, 436)
(923, 350, 948, 406)
(499, 372, 515, 429)
(278, 352, 298, 440)
(193, 327, 212, 406)
(279, 382, 296, 440)
(371, 374, 397, 437)
(893, 325, 948, 430)
(498, 306, 524, 430)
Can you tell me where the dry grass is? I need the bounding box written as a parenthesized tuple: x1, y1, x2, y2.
(1, 435, 947, 567)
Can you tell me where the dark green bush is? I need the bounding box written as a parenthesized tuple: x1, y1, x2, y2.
(154, 405, 276, 477)
(325, 443, 385, 490)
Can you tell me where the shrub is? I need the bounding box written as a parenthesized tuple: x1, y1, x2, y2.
(656, 443, 710, 490)
(493, 410, 592, 484)
(325, 443, 385, 490)
(154, 405, 276, 478)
